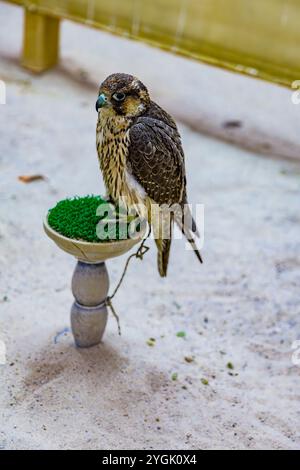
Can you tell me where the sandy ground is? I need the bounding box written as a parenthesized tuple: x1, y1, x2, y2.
(1, 3, 300, 450)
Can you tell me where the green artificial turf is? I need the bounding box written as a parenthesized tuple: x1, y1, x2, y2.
(48, 195, 131, 243)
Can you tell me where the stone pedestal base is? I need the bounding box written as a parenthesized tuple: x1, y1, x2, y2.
(70, 261, 109, 348)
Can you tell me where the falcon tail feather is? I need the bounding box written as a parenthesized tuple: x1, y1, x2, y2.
(175, 209, 203, 264)
(184, 234, 203, 264)
(156, 238, 172, 277)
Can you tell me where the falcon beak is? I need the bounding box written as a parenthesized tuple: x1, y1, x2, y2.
(96, 93, 108, 111)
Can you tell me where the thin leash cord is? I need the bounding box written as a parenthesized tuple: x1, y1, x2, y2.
(105, 226, 151, 335)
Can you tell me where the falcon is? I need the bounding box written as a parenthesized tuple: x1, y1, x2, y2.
(96, 73, 202, 277)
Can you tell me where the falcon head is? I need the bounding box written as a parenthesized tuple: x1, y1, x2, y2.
(96, 73, 150, 118)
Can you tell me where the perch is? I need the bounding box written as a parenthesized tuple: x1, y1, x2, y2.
(43, 196, 144, 347)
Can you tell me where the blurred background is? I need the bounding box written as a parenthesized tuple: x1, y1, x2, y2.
(0, 0, 300, 450)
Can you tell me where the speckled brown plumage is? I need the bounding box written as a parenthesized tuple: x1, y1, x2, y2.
(129, 101, 186, 205)
(96, 73, 202, 277)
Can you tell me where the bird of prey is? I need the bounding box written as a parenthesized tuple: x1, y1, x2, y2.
(96, 73, 202, 277)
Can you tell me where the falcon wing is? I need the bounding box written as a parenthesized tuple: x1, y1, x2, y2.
(128, 112, 202, 264)
(128, 116, 186, 205)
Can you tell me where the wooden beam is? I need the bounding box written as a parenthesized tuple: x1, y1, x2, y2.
(2, 0, 300, 85)
(22, 10, 60, 73)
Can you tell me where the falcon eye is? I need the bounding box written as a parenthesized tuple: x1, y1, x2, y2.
(112, 92, 126, 102)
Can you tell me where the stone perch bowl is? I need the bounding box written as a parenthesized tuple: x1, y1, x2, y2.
(43, 216, 142, 263)
(44, 215, 144, 348)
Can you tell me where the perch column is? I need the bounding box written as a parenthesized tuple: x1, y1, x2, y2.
(71, 261, 109, 348)
(22, 10, 60, 73)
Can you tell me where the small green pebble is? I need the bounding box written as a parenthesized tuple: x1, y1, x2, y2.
(147, 339, 155, 347)
(227, 362, 234, 370)
(176, 331, 186, 338)
(201, 378, 209, 386)
(171, 373, 178, 381)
